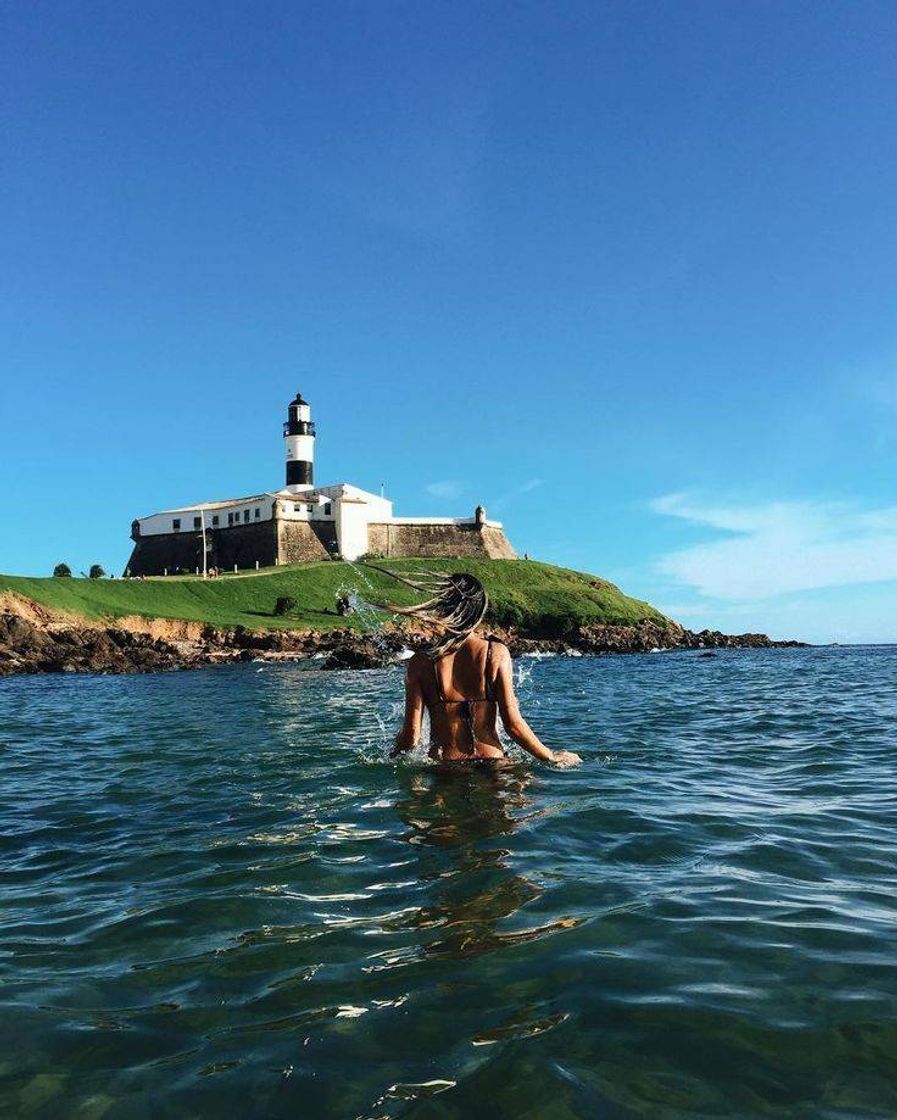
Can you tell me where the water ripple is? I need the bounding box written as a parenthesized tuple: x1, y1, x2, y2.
(1, 648, 896, 1117)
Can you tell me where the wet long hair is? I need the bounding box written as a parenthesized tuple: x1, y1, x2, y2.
(364, 564, 488, 659)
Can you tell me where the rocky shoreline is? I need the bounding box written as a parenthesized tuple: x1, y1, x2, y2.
(0, 593, 805, 678)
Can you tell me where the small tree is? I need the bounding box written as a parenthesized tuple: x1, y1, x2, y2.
(89, 564, 106, 580)
(53, 562, 72, 578)
(274, 596, 297, 616)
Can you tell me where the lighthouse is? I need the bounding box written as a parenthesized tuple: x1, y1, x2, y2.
(126, 388, 519, 575)
(284, 392, 316, 492)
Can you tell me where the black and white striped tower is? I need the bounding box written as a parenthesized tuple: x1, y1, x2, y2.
(284, 392, 316, 492)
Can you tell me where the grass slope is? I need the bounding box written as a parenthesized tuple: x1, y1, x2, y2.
(0, 559, 668, 635)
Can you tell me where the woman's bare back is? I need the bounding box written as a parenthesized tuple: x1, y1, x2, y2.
(414, 635, 504, 760)
(393, 634, 581, 767)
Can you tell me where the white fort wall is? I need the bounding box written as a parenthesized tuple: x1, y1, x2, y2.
(137, 498, 276, 537)
(313, 484, 393, 520)
(134, 484, 390, 541)
(136, 494, 338, 537)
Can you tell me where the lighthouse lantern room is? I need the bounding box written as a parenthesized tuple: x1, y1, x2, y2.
(284, 391, 316, 492)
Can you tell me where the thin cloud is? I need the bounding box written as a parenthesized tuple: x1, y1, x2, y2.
(490, 478, 543, 513)
(426, 480, 462, 500)
(651, 493, 897, 600)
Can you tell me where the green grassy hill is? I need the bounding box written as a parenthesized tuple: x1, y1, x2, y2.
(0, 559, 669, 636)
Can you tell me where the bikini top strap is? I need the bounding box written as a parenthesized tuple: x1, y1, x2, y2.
(432, 656, 446, 703)
(432, 641, 494, 704)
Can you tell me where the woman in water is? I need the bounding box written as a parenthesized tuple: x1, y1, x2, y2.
(373, 568, 582, 767)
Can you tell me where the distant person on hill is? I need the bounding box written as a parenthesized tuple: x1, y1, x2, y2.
(368, 566, 581, 767)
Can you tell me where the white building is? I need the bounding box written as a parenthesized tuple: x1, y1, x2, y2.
(126, 392, 515, 574)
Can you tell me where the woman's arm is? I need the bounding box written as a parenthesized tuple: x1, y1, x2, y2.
(391, 659, 424, 755)
(493, 645, 581, 766)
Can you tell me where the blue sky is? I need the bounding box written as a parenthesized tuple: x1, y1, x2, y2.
(2, 1, 896, 642)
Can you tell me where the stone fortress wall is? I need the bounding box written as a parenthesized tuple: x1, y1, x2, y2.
(125, 520, 279, 576)
(126, 513, 516, 575)
(365, 522, 516, 560)
(277, 519, 338, 564)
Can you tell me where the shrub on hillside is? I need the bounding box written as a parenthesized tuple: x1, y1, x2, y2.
(89, 565, 106, 580)
(531, 610, 580, 640)
(52, 563, 72, 578)
(274, 596, 297, 616)
(489, 600, 527, 630)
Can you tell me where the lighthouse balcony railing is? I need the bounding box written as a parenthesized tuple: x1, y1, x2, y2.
(284, 420, 316, 437)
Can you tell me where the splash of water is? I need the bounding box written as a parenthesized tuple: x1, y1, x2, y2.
(335, 584, 384, 634)
(336, 561, 403, 656)
(514, 657, 535, 692)
(342, 561, 526, 764)
(340, 561, 387, 625)
(360, 700, 434, 767)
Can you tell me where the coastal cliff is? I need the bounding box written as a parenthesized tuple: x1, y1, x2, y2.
(0, 586, 802, 678)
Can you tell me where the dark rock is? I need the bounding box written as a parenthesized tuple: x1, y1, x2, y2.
(320, 631, 401, 670)
(0, 598, 806, 680)
(0, 611, 204, 677)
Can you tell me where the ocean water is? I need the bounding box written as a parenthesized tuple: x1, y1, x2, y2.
(1, 647, 896, 1119)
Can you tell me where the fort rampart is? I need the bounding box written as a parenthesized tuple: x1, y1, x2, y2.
(365, 522, 516, 560)
(126, 516, 515, 575)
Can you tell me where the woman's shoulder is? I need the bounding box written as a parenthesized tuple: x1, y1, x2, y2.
(477, 634, 510, 659)
(407, 650, 432, 672)
(481, 632, 508, 647)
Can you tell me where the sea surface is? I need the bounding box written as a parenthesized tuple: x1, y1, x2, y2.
(1, 647, 896, 1119)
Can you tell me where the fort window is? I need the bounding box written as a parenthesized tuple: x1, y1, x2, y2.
(324, 503, 332, 515)
(307, 504, 314, 513)
(172, 519, 181, 531)
(227, 513, 233, 526)
(254, 508, 260, 518)
(243, 510, 250, 522)
(212, 515, 219, 526)
(193, 516, 201, 529)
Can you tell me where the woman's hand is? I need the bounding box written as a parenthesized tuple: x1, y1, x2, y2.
(549, 749, 582, 767)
